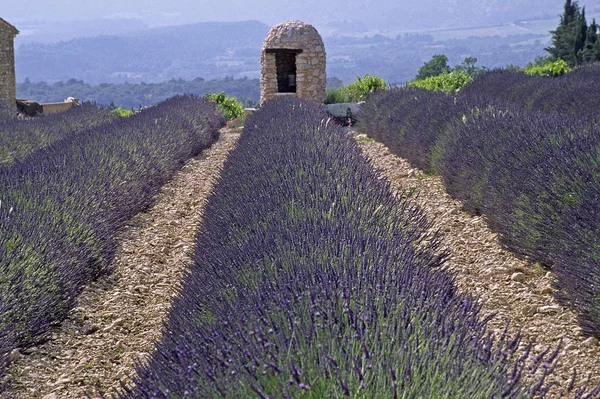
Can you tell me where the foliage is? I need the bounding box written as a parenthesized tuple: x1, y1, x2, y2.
(0, 103, 119, 166)
(345, 73, 387, 102)
(408, 56, 484, 93)
(503, 64, 524, 72)
(524, 59, 571, 77)
(0, 96, 222, 384)
(324, 86, 350, 104)
(528, 55, 556, 67)
(205, 91, 244, 121)
(407, 70, 473, 93)
(415, 54, 451, 80)
(324, 74, 385, 104)
(111, 106, 135, 118)
(124, 97, 559, 398)
(359, 75, 600, 343)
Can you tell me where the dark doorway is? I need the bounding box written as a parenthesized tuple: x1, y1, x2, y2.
(267, 49, 303, 93)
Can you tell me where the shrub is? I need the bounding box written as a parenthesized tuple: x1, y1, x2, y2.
(415, 54, 451, 80)
(346, 73, 386, 102)
(324, 74, 386, 104)
(205, 91, 244, 121)
(111, 106, 135, 117)
(324, 86, 350, 104)
(524, 59, 570, 77)
(407, 70, 473, 93)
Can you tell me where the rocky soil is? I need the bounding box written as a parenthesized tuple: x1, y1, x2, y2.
(2, 125, 599, 398)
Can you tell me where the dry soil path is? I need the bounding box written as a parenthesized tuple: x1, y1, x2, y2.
(2, 127, 241, 399)
(356, 132, 600, 397)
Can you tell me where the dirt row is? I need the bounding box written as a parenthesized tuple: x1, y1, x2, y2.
(3, 126, 599, 398)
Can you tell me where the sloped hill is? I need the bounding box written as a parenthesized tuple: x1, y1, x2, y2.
(16, 21, 270, 84)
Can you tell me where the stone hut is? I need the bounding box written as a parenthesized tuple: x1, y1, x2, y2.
(0, 18, 18, 117)
(260, 20, 326, 105)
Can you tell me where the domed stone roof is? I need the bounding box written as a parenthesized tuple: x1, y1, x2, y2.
(262, 20, 324, 51)
(260, 20, 327, 105)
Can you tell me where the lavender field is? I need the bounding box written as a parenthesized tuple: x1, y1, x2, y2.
(2, 66, 600, 398)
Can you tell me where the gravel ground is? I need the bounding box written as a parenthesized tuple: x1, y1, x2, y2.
(3, 125, 599, 398)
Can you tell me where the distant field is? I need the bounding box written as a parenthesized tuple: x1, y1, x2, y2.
(360, 13, 600, 41)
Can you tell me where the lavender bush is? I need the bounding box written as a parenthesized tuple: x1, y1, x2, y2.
(0, 95, 222, 383)
(359, 83, 600, 342)
(457, 66, 600, 123)
(123, 97, 563, 398)
(0, 102, 119, 166)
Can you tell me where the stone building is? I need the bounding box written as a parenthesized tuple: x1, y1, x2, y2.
(260, 20, 326, 105)
(0, 18, 18, 117)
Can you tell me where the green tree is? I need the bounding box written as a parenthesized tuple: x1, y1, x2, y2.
(575, 8, 589, 64)
(546, 0, 587, 66)
(581, 18, 600, 62)
(415, 54, 451, 80)
(453, 57, 487, 77)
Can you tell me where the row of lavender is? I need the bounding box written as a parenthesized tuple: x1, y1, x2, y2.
(0, 96, 222, 385)
(458, 65, 600, 123)
(0, 103, 119, 166)
(359, 70, 600, 339)
(122, 98, 561, 398)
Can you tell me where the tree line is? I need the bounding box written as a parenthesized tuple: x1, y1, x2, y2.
(16, 77, 261, 110)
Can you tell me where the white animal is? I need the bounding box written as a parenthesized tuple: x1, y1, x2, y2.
(64, 97, 81, 106)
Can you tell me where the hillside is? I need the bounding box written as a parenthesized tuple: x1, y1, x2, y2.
(15, 19, 552, 86)
(15, 21, 270, 84)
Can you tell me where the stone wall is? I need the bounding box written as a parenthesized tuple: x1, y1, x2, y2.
(42, 102, 76, 115)
(0, 19, 18, 117)
(260, 20, 326, 105)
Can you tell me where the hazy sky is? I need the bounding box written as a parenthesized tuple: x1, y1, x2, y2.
(3, 0, 599, 33)
(2, 0, 379, 27)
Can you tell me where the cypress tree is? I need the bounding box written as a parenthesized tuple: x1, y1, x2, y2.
(575, 7, 588, 64)
(546, 0, 585, 66)
(594, 33, 600, 61)
(582, 18, 600, 62)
